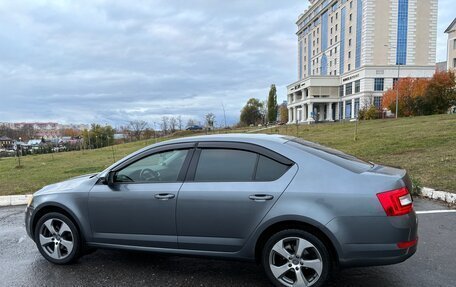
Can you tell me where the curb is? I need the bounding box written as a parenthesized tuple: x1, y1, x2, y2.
(0, 194, 33, 207)
(420, 187, 456, 205)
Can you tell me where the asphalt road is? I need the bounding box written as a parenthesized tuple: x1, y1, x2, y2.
(1, 198, 455, 287)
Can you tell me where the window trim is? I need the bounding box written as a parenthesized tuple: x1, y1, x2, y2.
(185, 141, 294, 182)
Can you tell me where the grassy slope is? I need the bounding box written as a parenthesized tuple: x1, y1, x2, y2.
(263, 114, 455, 192)
(0, 114, 454, 195)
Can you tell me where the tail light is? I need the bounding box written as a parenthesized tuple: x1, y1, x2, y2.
(397, 238, 418, 249)
(377, 187, 413, 216)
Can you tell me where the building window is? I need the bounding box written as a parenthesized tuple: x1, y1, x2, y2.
(339, 85, 344, 97)
(330, 50, 332, 56)
(348, 63, 351, 71)
(453, 39, 456, 50)
(349, 39, 352, 46)
(335, 24, 338, 31)
(396, 0, 409, 65)
(349, 26, 352, 34)
(345, 82, 352, 95)
(345, 100, 352, 119)
(331, 27, 333, 34)
(331, 16, 333, 24)
(348, 51, 351, 58)
(335, 35, 338, 42)
(330, 39, 333, 45)
(335, 47, 337, 53)
(350, 1, 353, 8)
(336, 12, 338, 19)
(374, 96, 382, 109)
(374, 78, 384, 91)
(349, 14, 352, 21)
(354, 98, 360, 118)
(393, 78, 399, 87)
(355, 80, 360, 93)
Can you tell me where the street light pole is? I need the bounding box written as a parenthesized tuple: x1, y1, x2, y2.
(396, 64, 400, 119)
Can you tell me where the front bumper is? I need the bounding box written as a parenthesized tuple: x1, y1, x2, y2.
(25, 206, 34, 239)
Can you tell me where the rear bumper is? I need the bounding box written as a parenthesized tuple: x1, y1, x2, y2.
(338, 242, 417, 267)
(326, 211, 418, 268)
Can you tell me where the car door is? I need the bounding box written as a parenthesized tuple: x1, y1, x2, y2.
(89, 143, 194, 248)
(176, 142, 297, 252)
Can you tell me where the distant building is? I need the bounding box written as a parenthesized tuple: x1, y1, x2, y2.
(445, 18, 456, 71)
(287, 0, 438, 123)
(0, 136, 13, 150)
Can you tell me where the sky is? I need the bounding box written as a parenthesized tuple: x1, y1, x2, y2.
(0, 0, 454, 127)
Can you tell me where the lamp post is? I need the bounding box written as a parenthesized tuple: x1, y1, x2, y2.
(384, 44, 400, 118)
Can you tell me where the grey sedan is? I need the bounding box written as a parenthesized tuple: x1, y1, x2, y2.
(25, 134, 418, 287)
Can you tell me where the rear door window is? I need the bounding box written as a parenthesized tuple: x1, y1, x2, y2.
(194, 149, 257, 182)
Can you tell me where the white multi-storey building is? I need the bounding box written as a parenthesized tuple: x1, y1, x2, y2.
(445, 18, 456, 71)
(287, 0, 438, 123)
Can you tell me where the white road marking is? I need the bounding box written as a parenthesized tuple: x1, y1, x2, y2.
(416, 210, 456, 214)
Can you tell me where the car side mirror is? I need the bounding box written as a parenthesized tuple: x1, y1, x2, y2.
(101, 172, 115, 185)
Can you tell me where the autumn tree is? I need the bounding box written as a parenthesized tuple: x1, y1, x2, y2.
(420, 71, 456, 115)
(240, 98, 263, 126)
(279, 104, 288, 123)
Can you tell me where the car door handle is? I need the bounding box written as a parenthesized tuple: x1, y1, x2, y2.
(154, 193, 175, 200)
(249, 194, 274, 201)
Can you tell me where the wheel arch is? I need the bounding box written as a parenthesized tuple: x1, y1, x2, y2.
(31, 202, 85, 242)
(254, 218, 341, 265)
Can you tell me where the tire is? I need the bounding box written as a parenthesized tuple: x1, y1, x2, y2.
(262, 229, 331, 287)
(34, 212, 81, 264)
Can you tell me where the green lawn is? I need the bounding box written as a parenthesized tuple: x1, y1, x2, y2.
(0, 114, 455, 195)
(261, 114, 456, 193)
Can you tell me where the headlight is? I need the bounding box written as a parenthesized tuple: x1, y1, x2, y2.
(26, 195, 33, 207)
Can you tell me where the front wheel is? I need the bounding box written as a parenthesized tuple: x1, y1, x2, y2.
(34, 212, 81, 264)
(262, 229, 331, 287)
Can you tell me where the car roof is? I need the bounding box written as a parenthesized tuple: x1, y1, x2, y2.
(160, 133, 291, 145)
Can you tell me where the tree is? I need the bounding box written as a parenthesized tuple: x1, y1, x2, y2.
(267, 84, 278, 123)
(240, 98, 263, 126)
(382, 71, 455, 117)
(177, 115, 183, 130)
(279, 104, 288, 123)
(169, 117, 177, 133)
(421, 71, 456, 115)
(205, 113, 216, 129)
(128, 120, 148, 141)
(186, 118, 197, 127)
(161, 116, 169, 134)
(82, 124, 115, 149)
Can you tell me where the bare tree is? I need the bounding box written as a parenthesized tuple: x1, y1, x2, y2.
(128, 120, 148, 141)
(186, 118, 197, 128)
(205, 113, 216, 129)
(161, 116, 169, 134)
(169, 117, 177, 133)
(177, 115, 183, 130)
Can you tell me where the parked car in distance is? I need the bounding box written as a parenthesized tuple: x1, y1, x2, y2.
(25, 134, 418, 287)
(186, 125, 203, 131)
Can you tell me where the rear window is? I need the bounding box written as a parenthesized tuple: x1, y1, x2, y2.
(255, 155, 290, 181)
(287, 138, 374, 173)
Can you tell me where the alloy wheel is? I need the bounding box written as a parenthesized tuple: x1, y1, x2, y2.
(39, 218, 74, 260)
(268, 237, 323, 287)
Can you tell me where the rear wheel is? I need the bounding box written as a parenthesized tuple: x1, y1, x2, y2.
(34, 212, 81, 264)
(262, 229, 331, 287)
